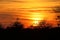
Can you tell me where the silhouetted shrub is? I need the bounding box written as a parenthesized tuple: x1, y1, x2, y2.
(53, 6, 60, 13)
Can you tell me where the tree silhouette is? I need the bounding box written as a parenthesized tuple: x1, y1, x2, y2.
(12, 18, 23, 28)
(38, 20, 52, 29)
(53, 6, 60, 27)
(57, 20, 60, 27)
(38, 20, 47, 28)
(57, 16, 60, 19)
(6, 18, 24, 32)
(0, 23, 3, 29)
(53, 6, 60, 20)
(53, 6, 60, 13)
(0, 23, 4, 32)
(56, 16, 60, 27)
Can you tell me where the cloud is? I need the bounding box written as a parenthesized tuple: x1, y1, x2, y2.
(53, 6, 60, 13)
(0, 0, 26, 3)
(38, 0, 60, 2)
(49, 0, 60, 2)
(0, 12, 14, 20)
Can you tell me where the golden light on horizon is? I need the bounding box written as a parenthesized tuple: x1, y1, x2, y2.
(0, 0, 60, 28)
(32, 20, 39, 26)
(29, 12, 44, 26)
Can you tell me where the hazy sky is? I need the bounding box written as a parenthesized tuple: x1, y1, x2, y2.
(0, 0, 60, 28)
(0, 0, 60, 2)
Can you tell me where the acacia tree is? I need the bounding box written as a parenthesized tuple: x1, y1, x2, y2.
(0, 23, 3, 30)
(53, 6, 60, 27)
(38, 20, 52, 29)
(38, 20, 47, 28)
(53, 6, 60, 13)
(11, 18, 23, 29)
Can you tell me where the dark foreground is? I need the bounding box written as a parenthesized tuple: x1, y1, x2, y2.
(0, 21, 60, 39)
(0, 27, 60, 39)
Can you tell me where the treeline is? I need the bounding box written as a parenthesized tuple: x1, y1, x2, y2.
(0, 19, 60, 33)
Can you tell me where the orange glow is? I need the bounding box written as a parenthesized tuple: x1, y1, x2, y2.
(32, 20, 39, 26)
(0, 0, 60, 28)
(28, 12, 44, 26)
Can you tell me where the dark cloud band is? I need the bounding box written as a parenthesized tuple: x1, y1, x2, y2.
(0, 0, 27, 3)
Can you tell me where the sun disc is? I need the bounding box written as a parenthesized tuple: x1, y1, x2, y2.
(30, 12, 44, 26)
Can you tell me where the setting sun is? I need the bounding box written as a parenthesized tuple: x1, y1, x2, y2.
(0, 0, 59, 28)
(32, 20, 39, 26)
(29, 12, 44, 26)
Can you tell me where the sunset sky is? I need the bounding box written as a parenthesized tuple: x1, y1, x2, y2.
(0, 0, 60, 28)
